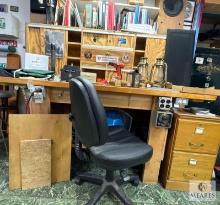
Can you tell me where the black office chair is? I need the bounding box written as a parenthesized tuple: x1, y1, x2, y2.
(69, 76, 153, 205)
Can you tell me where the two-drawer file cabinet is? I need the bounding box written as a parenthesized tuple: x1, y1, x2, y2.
(161, 109, 220, 191)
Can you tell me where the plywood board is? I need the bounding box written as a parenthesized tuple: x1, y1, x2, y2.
(20, 139, 51, 190)
(145, 38, 166, 67)
(9, 114, 72, 190)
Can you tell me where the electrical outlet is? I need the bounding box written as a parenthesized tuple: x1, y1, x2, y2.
(33, 92, 43, 104)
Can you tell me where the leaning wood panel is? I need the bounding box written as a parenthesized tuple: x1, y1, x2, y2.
(9, 114, 72, 190)
(145, 38, 166, 67)
(20, 139, 51, 190)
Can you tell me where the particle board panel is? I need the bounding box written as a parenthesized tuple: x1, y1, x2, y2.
(145, 38, 166, 67)
(9, 114, 72, 190)
(20, 139, 51, 190)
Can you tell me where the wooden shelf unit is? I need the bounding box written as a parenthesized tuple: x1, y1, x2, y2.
(26, 23, 166, 81)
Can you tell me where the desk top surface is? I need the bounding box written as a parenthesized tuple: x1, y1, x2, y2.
(0, 76, 218, 101)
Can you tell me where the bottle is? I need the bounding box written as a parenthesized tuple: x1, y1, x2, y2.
(51, 43, 56, 72)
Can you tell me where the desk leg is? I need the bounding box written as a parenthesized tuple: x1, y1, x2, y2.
(143, 97, 168, 184)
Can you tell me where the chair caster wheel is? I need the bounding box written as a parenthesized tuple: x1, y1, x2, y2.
(131, 179, 139, 186)
(75, 177, 83, 185)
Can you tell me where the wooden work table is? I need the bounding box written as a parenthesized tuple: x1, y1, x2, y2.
(0, 76, 217, 100)
(1, 76, 219, 184)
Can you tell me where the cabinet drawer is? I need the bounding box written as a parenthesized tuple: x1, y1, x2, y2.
(50, 88, 70, 104)
(174, 119, 220, 154)
(168, 151, 216, 181)
(83, 33, 108, 46)
(107, 35, 135, 48)
(81, 48, 134, 68)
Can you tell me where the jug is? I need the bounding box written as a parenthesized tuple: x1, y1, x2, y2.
(150, 58, 167, 87)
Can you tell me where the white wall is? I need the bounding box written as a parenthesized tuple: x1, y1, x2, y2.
(0, 0, 31, 67)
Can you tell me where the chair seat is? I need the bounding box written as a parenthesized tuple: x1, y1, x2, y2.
(0, 91, 12, 98)
(90, 129, 153, 170)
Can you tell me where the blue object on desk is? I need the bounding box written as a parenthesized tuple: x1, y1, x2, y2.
(106, 110, 124, 127)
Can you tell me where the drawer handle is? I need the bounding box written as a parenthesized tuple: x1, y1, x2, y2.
(58, 92, 63, 97)
(189, 142, 204, 148)
(188, 159, 197, 166)
(183, 171, 198, 179)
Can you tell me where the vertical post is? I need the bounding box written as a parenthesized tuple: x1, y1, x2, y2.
(143, 97, 168, 183)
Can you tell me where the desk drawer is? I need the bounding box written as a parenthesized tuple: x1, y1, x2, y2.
(81, 48, 134, 68)
(168, 151, 216, 181)
(174, 119, 220, 154)
(83, 33, 108, 46)
(50, 88, 70, 104)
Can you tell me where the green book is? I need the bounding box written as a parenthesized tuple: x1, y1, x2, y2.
(85, 4, 92, 28)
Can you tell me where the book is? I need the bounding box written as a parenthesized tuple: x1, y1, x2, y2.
(107, 0, 115, 30)
(85, 4, 92, 28)
(98, 1, 103, 28)
(74, 3, 83, 28)
(92, 7, 98, 28)
(103, 3, 106, 29)
(105, 4, 108, 30)
(63, 0, 71, 26)
(134, 4, 140, 24)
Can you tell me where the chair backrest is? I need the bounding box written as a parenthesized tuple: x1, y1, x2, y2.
(69, 77, 108, 147)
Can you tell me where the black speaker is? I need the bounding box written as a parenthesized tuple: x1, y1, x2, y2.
(163, 0, 184, 17)
(31, 0, 46, 13)
(165, 29, 196, 86)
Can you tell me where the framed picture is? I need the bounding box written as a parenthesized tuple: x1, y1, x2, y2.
(184, 0, 196, 22)
(45, 31, 64, 58)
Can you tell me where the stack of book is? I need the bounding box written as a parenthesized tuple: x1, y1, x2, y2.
(54, 0, 157, 34)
